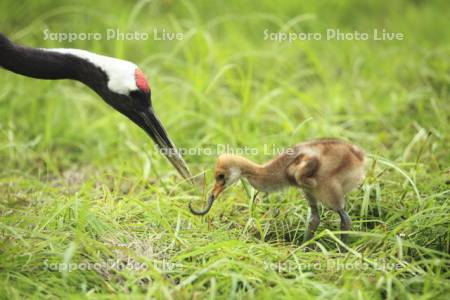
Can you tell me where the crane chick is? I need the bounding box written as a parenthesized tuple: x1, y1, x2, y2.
(189, 138, 365, 243)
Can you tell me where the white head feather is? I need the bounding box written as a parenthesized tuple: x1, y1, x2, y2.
(46, 48, 139, 94)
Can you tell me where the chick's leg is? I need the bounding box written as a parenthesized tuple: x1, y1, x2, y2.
(317, 180, 351, 244)
(303, 192, 320, 243)
(338, 209, 352, 243)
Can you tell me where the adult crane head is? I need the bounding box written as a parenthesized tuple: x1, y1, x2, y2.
(0, 33, 192, 181)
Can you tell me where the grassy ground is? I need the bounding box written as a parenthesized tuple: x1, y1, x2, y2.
(1, 0, 449, 299)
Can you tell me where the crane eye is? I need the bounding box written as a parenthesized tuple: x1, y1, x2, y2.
(129, 90, 144, 98)
(129, 90, 151, 108)
(216, 174, 225, 181)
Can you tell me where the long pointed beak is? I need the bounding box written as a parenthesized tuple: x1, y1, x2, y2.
(138, 108, 193, 183)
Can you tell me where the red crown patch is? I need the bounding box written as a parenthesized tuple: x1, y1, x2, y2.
(135, 68, 150, 93)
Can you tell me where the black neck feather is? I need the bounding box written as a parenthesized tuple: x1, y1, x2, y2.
(0, 33, 108, 94)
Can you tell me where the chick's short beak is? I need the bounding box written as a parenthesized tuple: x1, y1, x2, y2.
(211, 181, 225, 198)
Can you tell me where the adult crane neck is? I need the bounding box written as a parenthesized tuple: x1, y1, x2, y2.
(0, 33, 107, 93)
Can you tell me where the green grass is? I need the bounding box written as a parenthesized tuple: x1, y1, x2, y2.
(1, 0, 449, 299)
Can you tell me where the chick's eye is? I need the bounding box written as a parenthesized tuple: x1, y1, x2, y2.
(216, 174, 225, 181)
